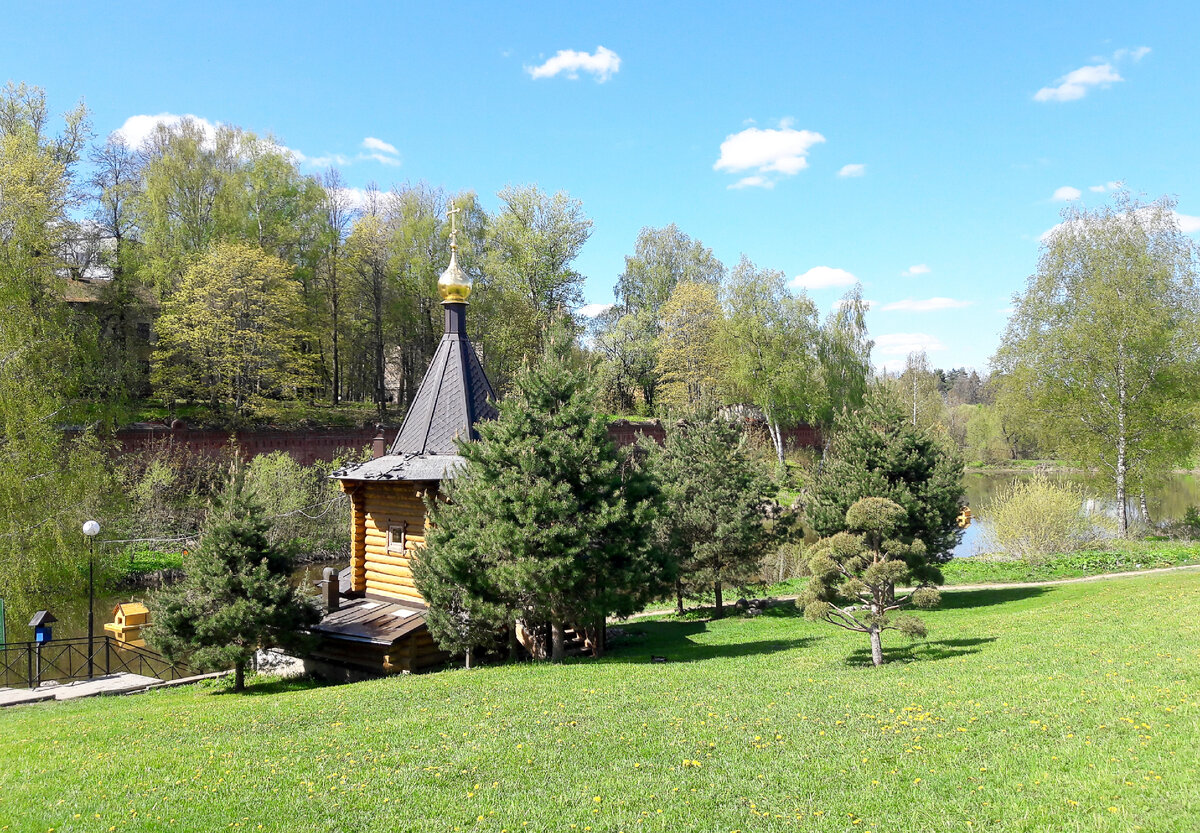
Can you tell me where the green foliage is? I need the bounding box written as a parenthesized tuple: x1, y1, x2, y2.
(245, 451, 349, 560)
(654, 282, 725, 412)
(146, 475, 318, 690)
(720, 256, 826, 467)
(808, 386, 966, 563)
(643, 419, 775, 616)
(416, 327, 667, 662)
(152, 241, 317, 412)
(993, 193, 1200, 535)
(980, 475, 1115, 564)
(801, 497, 943, 665)
(1182, 505, 1200, 537)
(941, 539, 1200, 584)
(0, 83, 123, 624)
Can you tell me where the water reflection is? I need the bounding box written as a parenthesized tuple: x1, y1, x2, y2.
(955, 470, 1200, 558)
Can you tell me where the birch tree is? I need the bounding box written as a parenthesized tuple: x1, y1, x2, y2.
(992, 194, 1200, 535)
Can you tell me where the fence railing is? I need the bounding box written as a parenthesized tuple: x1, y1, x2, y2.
(0, 637, 194, 689)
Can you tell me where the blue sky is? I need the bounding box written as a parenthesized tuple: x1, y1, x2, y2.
(4, 1, 1198, 371)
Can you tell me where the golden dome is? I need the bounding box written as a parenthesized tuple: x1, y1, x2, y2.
(437, 248, 472, 302)
(437, 200, 472, 303)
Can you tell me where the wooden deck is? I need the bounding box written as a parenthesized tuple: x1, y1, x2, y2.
(311, 597, 428, 645)
(308, 596, 449, 676)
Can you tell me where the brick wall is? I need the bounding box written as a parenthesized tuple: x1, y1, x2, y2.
(85, 418, 820, 465)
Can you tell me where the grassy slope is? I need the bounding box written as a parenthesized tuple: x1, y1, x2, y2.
(2, 573, 1198, 833)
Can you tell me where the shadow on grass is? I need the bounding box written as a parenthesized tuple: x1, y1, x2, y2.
(610, 619, 821, 664)
(217, 674, 333, 696)
(843, 636, 998, 667)
(936, 586, 1049, 610)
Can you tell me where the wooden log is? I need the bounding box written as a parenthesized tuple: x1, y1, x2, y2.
(365, 571, 418, 589)
(363, 561, 414, 579)
(365, 578, 423, 597)
(363, 550, 413, 569)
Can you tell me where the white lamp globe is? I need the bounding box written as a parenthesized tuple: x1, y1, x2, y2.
(82, 520, 100, 537)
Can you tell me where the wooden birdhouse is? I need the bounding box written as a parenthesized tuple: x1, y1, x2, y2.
(104, 602, 149, 647)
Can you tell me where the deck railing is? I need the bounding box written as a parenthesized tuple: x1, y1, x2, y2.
(0, 637, 194, 689)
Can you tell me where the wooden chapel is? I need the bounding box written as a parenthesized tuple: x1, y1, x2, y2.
(307, 206, 498, 678)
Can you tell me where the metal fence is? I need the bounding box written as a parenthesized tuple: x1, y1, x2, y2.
(0, 637, 194, 689)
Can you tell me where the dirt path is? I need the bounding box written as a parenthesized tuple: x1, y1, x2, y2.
(624, 563, 1200, 621)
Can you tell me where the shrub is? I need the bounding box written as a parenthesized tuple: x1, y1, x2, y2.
(981, 476, 1114, 563)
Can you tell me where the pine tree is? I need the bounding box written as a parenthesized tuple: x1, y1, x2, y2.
(807, 387, 965, 563)
(415, 328, 668, 662)
(147, 474, 318, 690)
(645, 419, 774, 617)
(802, 497, 943, 666)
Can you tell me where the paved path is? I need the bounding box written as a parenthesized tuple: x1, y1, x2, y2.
(0, 670, 230, 707)
(623, 563, 1200, 621)
(0, 673, 161, 707)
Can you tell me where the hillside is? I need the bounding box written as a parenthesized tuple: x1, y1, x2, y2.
(2, 572, 1197, 832)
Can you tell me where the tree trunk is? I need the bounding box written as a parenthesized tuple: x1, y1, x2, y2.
(713, 582, 724, 619)
(869, 627, 883, 667)
(1139, 490, 1151, 526)
(769, 420, 785, 468)
(551, 621, 565, 663)
(675, 579, 685, 616)
(1116, 357, 1129, 536)
(233, 660, 245, 691)
(464, 646, 473, 670)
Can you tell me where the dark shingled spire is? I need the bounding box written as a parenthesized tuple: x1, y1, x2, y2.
(389, 302, 498, 455)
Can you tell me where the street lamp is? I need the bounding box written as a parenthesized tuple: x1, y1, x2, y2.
(82, 520, 100, 679)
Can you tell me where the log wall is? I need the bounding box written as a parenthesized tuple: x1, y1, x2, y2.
(348, 481, 433, 605)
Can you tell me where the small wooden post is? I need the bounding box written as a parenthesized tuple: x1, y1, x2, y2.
(322, 567, 340, 613)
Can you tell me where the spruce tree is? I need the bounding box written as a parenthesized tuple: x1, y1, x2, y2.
(147, 475, 318, 690)
(415, 328, 668, 662)
(808, 387, 965, 562)
(802, 497, 943, 666)
(645, 419, 774, 617)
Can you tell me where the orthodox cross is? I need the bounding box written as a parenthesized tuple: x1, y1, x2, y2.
(447, 201, 460, 250)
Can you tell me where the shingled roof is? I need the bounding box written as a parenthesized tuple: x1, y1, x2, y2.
(390, 309, 498, 455)
(334, 301, 497, 482)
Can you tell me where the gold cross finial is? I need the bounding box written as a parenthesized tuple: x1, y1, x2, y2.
(447, 201, 461, 252)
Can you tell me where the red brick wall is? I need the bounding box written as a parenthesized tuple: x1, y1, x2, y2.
(84, 418, 820, 465)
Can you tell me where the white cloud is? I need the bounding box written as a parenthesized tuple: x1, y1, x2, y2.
(1034, 63, 1122, 102)
(358, 137, 401, 166)
(1053, 185, 1082, 201)
(837, 163, 866, 178)
(791, 266, 858, 291)
(577, 303, 614, 318)
(526, 46, 621, 82)
(874, 332, 946, 356)
(728, 175, 774, 190)
(1114, 46, 1151, 62)
(901, 264, 931, 277)
(1089, 180, 1122, 193)
(1177, 213, 1200, 234)
(714, 123, 825, 187)
(879, 297, 972, 312)
(362, 137, 399, 156)
(114, 113, 218, 149)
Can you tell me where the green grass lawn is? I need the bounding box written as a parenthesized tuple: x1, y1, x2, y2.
(2, 572, 1198, 832)
(939, 540, 1200, 585)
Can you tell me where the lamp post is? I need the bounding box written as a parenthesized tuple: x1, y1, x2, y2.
(82, 520, 100, 679)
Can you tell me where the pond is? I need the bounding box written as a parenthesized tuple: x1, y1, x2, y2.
(954, 470, 1200, 557)
(9, 559, 342, 644)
